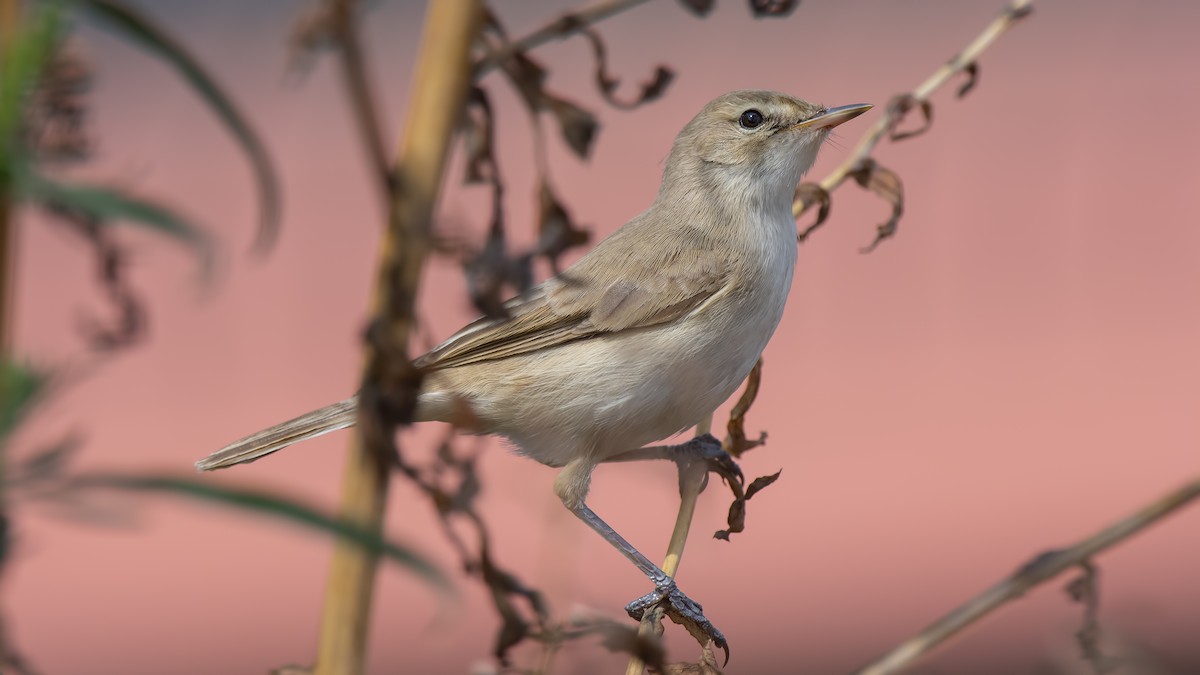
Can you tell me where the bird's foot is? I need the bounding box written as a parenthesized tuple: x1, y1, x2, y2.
(625, 578, 729, 664)
(673, 433, 743, 487)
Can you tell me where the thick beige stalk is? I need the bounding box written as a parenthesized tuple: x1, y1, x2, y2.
(313, 2, 482, 674)
(625, 415, 713, 675)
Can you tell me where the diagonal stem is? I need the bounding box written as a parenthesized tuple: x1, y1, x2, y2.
(624, 415, 712, 675)
(856, 478, 1200, 675)
(792, 0, 1033, 222)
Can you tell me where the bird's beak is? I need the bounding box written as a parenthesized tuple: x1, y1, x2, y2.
(791, 103, 873, 130)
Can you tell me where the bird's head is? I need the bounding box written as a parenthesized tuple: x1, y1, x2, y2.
(665, 90, 870, 205)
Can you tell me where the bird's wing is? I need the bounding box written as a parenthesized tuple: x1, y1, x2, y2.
(415, 236, 734, 371)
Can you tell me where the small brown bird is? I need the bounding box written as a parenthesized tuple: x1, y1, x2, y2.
(197, 90, 870, 652)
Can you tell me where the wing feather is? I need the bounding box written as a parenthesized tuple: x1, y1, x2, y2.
(416, 230, 734, 372)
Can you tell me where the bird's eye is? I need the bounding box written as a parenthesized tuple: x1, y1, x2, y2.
(738, 109, 765, 129)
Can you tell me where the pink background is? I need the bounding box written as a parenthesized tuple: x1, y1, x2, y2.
(10, 1, 1200, 673)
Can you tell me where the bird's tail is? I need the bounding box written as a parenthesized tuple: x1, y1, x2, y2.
(195, 396, 359, 471)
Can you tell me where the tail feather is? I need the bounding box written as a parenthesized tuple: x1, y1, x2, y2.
(195, 397, 359, 471)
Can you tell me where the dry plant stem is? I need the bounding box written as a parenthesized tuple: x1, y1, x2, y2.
(474, 0, 654, 76)
(857, 479, 1200, 675)
(624, 414, 713, 675)
(329, 0, 393, 203)
(313, 2, 482, 674)
(792, 0, 1033, 220)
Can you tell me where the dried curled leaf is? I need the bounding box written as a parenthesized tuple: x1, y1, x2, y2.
(714, 468, 782, 541)
(794, 182, 831, 242)
(1066, 562, 1122, 674)
(26, 45, 92, 164)
(885, 93, 933, 142)
(579, 27, 674, 110)
(458, 87, 534, 318)
(481, 540, 548, 662)
(546, 94, 599, 158)
(536, 182, 591, 272)
(744, 470, 782, 501)
(564, 616, 665, 669)
(676, 0, 716, 16)
(711, 367, 781, 540)
(380, 429, 548, 665)
(464, 228, 533, 319)
(505, 50, 549, 111)
(493, 38, 600, 159)
(957, 61, 979, 98)
(723, 359, 766, 457)
(748, 0, 800, 17)
(846, 158, 904, 253)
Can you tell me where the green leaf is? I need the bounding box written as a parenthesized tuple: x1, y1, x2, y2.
(80, 473, 451, 590)
(0, 359, 47, 444)
(81, 0, 281, 253)
(15, 163, 215, 276)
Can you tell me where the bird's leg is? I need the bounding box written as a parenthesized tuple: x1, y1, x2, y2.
(555, 458, 729, 658)
(603, 433, 742, 497)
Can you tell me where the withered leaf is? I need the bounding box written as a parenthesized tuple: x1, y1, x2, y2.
(957, 61, 979, 99)
(744, 470, 782, 500)
(676, 0, 716, 16)
(748, 0, 800, 17)
(536, 181, 591, 270)
(794, 182, 831, 242)
(480, 545, 548, 663)
(506, 51, 549, 111)
(714, 498, 745, 542)
(580, 27, 675, 110)
(886, 93, 933, 142)
(1065, 562, 1122, 674)
(577, 618, 665, 669)
(463, 226, 533, 320)
(723, 359, 766, 458)
(42, 207, 146, 352)
(847, 158, 904, 253)
(546, 94, 599, 158)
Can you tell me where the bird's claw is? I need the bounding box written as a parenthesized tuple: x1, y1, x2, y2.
(675, 433, 743, 486)
(624, 578, 730, 665)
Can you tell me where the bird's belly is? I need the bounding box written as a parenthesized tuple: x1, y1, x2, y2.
(426, 276, 791, 467)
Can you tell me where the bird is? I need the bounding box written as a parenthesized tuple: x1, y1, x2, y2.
(196, 90, 870, 655)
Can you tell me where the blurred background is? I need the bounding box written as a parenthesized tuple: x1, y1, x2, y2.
(9, 0, 1200, 673)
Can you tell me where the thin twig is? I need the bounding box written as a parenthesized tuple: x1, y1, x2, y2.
(625, 415, 713, 675)
(474, 0, 655, 77)
(328, 0, 393, 203)
(856, 479, 1200, 675)
(792, 0, 1033, 234)
(313, 2, 482, 674)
